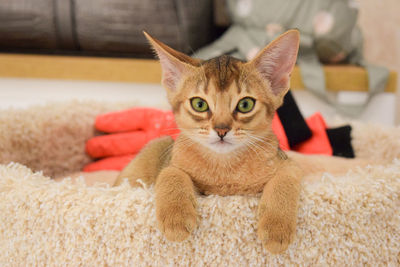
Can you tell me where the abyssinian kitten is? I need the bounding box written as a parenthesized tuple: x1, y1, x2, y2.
(114, 30, 363, 254)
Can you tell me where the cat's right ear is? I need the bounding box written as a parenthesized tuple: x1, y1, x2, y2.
(143, 32, 200, 93)
(246, 30, 300, 100)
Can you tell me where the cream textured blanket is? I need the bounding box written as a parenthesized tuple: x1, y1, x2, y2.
(0, 101, 399, 266)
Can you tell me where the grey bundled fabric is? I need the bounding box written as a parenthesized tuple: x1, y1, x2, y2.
(0, 0, 213, 56)
(194, 0, 389, 116)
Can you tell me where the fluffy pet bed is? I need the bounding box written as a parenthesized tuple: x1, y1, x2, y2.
(0, 101, 399, 266)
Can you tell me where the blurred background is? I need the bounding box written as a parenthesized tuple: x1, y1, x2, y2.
(0, 0, 398, 125)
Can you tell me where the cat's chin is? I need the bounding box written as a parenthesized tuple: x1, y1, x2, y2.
(204, 140, 240, 154)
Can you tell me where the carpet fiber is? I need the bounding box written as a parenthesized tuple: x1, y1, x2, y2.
(0, 101, 399, 265)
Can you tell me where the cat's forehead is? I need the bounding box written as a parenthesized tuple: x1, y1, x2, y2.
(200, 55, 244, 92)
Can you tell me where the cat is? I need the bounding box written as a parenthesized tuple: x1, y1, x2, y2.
(114, 30, 365, 254)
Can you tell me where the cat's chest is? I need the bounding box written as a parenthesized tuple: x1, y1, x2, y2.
(172, 149, 279, 196)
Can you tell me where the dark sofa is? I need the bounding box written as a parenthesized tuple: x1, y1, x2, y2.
(0, 0, 214, 57)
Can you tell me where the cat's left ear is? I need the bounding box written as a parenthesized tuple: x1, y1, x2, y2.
(247, 30, 300, 99)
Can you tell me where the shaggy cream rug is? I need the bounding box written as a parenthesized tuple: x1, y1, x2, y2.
(0, 101, 399, 265)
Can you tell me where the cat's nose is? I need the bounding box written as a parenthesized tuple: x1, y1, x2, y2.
(214, 125, 231, 139)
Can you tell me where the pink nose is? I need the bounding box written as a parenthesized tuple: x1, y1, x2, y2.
(214, 126, 230, 139)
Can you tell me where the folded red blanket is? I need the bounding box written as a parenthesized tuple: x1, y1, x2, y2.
(83, 154, 137, 172)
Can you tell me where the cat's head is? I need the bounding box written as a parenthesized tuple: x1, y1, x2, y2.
(144, 30, 299, 154)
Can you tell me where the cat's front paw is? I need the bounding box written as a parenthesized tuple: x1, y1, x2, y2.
(257, 215, 296, 254)
(156, 199, 197, 242)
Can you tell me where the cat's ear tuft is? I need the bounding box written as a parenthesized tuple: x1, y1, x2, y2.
(247, 30, 300, 97)
(143, 31, 200, 92)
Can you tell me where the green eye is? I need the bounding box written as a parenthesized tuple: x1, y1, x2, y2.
(191, 97, 209, 112)
(236, 97, 255, 113)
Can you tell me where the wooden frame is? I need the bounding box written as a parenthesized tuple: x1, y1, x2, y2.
(0, 53, 396, 92)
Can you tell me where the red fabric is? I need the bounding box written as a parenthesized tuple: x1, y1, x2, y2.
(293, 112, 333, 155)
(86, 108, 179, 159)
(83, 154, 137, 172)
(86, 131, 155, 158)
(84, 108, 333, 172)
(95, 107, 177, 134)
(271, 113, 290, 151)
(84, 108, 179, 172)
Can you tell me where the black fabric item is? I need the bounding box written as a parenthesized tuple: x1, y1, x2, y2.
(326, 125, 355, 158)
(277, 91, 312, 148)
